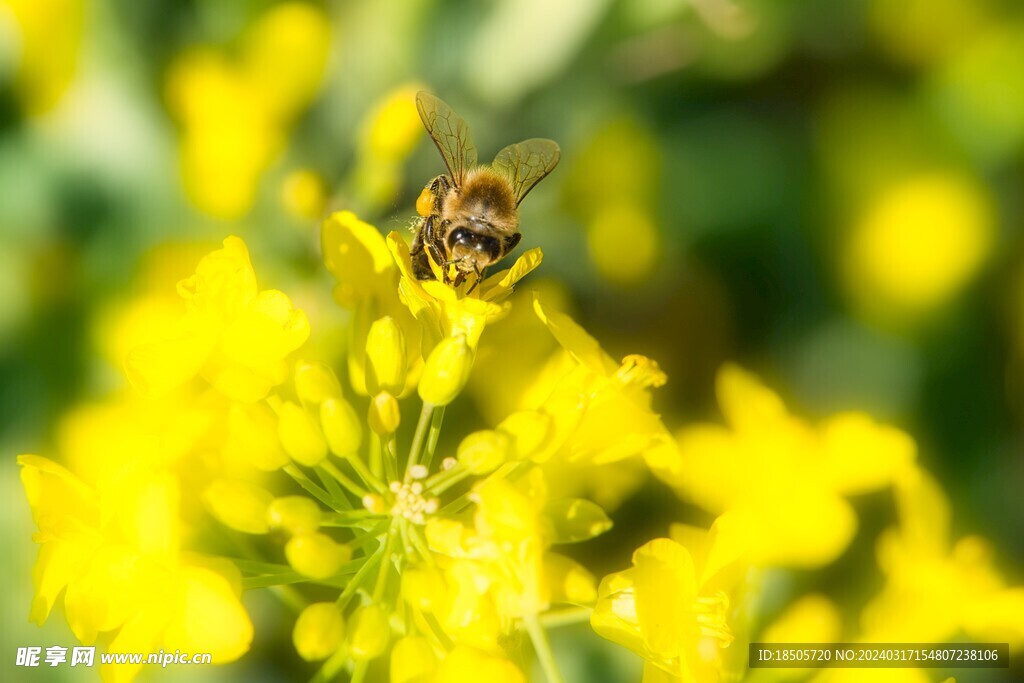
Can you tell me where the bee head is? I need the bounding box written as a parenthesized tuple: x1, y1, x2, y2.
(448, 226, 501, 265)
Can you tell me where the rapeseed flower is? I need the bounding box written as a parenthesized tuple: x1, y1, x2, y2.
(669, 364, 916, 567)
(592, 525, 742, 683)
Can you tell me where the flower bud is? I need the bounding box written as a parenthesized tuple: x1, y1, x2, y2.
(278, 401, 328, 467)
(401, 566, 446, 613)
(204, 480, 274, 534)
(348, 603, 390, 661)
(456, 430, 509, 475)
(267, 495, 322, 535)
(418, 335, 473, 406)
(295, 361, 342, 406)
(368, 391, 401, 435)
(321, 397, 362, 456)
(293, 602, 345, 661)
(285, 532, 352, 579)
(391, 636, 436, 683)
(366, 317, 407, 395)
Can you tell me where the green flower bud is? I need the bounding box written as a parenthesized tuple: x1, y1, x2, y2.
(456, 430, 510, 475)
(293, 602, 345, 661)
(285, 532, 352, 579)
(348, 603, 390, 661)
(368, 391, 401, 435)
(320, 397, 363, 457)
(267, 495, 322, 535)
(365, 316, 407, 395)
(278, 401, 328, 467)
(418, 334, 473, 406)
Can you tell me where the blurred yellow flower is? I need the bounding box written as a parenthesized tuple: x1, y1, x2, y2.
(1, 0, 84, 114)
(843, 173, 995, 322)
(670, 364, 916, 567)
(862, 468, 1024, 645)
(353, 82, 427, 210)
(165, 2, 332, 219)
(19, 455, 252, 682)
(592, 525, 740, 683)
(126, 236, 309, 402)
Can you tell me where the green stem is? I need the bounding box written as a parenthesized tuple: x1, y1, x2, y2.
(344, 454, 385, 495)
(421, 405, 446, 472)
(336, 547, 383, 610)
(369, 432, 382, 479)
(318, 461, 368, 500)
(405, 403, 434, 480)
(524, 614, 565, 683)
(372, 523, 398, 602)
(309, 646, 348, 683)
(540, 606, 593, 629)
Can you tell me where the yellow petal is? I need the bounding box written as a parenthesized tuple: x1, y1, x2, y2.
(479, 247, 544, 301)
(632, 538, 696, 657)
(715, 363, 788, 432)
(533, 294, 618, 377)
(322, 211, 395, 307)
(819, 412, 917, 494)
(163, 565, 253, 662)
(124, 319, 217, 399)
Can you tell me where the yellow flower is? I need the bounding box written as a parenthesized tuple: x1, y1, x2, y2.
(843, 173, 994, 323)
(862, 468, 1024, 645)
(387, 231, 543, 349)
(165, 3, 332, 218)
(591, 526, 740, 683)
(19, 455, 252, 682)
(530, 295, 677, 469)
(2, 0, 85, 114)
(425, 468, 602, 638)
(669, 364, 916, 567)
(321, 211, 423, 396)
(126, 236, 309, 402)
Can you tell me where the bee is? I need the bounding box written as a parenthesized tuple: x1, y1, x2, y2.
(411, 91, 560, 287)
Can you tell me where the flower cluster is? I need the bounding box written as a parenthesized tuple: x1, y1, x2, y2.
(19, 206, 1024, 683)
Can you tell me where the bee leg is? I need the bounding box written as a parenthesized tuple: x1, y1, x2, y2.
(453, 270, 466, 288)
(429, 175, 453, 210)
(504, 233, 522, 252)
(465, 266, 484, 295)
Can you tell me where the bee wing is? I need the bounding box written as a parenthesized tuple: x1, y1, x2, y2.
(492, 139, 561, 205)
(416, 91, 477, 187)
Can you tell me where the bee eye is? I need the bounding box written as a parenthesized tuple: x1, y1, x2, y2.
(448, 228, 500, 261)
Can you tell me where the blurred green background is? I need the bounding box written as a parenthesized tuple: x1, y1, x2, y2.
(3, 0, 1024, 681)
